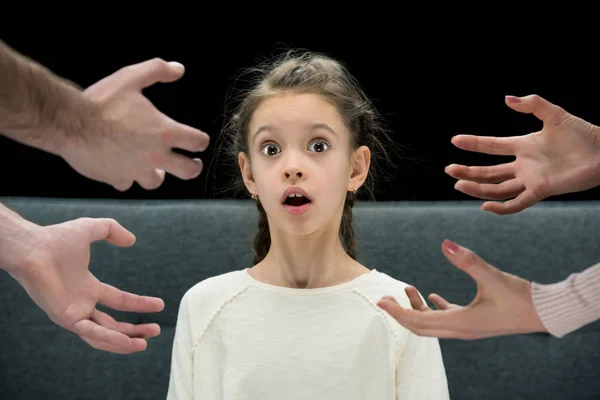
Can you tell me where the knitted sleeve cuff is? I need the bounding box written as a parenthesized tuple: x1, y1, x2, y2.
(531, 263, 600, 338)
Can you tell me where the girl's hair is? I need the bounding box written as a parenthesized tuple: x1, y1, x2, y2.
(215, 49, 397, 265)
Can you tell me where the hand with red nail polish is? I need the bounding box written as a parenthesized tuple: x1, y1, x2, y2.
(445, 94, 600, 215)
(377, 239, 546, 340)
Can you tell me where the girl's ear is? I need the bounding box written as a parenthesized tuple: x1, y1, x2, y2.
(238, 152, 257, 194)
(348, 145, 371, 191)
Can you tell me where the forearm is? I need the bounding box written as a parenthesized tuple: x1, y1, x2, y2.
(0, 202, 39, 275)
(0, 39, 100, 155)
(532, 263, 600, 338)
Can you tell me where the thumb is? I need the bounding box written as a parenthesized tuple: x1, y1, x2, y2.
(127, 58, 185, 89)
(76, 218, 136, 247)
(440, 239, 498, 286)
(504, 94, 563, 123)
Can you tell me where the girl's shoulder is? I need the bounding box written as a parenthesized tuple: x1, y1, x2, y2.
(353, 269, 417, 312)
(175, 269, 252, 337)
(183, 268, 250, 304)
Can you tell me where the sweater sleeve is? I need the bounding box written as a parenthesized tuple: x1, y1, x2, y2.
(531, 263, 600, 338)
(393, 287, 450, 400)
(395, 329, 450, 399)
(166, 293, 194, 400)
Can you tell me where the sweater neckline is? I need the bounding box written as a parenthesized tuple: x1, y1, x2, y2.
(241, 267, 378, 295)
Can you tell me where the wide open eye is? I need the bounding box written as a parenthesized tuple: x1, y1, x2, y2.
(308, 140, 329, 153)
(261, 143, 281, 156)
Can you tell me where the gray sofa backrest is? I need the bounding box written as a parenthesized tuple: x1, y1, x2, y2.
(1, 198, 599, 399)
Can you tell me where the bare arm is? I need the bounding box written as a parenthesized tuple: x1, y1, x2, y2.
(0, 39, 103, 156)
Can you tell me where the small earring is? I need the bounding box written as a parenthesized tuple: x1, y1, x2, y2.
(251, 192, 258, 200)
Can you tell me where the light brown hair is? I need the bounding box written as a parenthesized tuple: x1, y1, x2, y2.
(216, 49, 397, 264)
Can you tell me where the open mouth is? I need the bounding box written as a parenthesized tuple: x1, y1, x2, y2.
(284, 194, 311, 207)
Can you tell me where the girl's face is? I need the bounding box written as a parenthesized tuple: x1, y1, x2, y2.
(239, 92, 370, 237)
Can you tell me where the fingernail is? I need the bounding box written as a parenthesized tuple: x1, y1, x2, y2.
(443, 239, 460, 255)
(168, 61, 185, 73)
(505, 95, 521, 103)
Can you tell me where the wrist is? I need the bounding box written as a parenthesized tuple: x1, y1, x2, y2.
(50, 87, 107, 157)
(54, 98, 113, 161)
(524, 281, 547, 334)
(33, 81, 107, 157)
(593, 126, 600, 186)
(0, 204, 41, 276)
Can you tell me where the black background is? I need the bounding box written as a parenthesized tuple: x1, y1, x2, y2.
(2, 22, 599, 203)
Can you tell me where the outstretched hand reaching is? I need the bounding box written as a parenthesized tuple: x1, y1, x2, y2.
(447, 94, 600, 215)
(7, 217, 164, 353)
(60, 58, 210, 192)
(377, 239, 546, 340)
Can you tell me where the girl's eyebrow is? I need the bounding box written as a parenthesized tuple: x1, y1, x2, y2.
(253, 122, 337, 143)
(305, 122, 338, 137)
(252, 124, 275, 143)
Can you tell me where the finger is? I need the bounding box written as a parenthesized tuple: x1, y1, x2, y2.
(78, 218, 136, 247)
(428, 293, 453, 310)
(451, 134, 519, 156)
(505, 94, 565, 124)
(91, 309, 161, 339)
(379, 291, 498, 340)
(397, 323, 482, 340)
(98, 282, 165, 313)
(454, 178, 524, 201)
(80, 335, 146, 354)
(72, 319, 148, 354)
(480, 189, 542, 215)
(445, 162, 515, 184)
(160, 152, 204, 180)
(112, 179, 134, 192)
(164, 120, 210, 153)
(124, 58, 186, 89)
(377, 298, 471, 338)
(404, 286, 430, 311)
(440, 239, 500, 285)
(136, 169, 166, 191)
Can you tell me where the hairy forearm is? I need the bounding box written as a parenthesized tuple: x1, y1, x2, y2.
(0, 202, 39, 274)
(0, 39, 100, 155)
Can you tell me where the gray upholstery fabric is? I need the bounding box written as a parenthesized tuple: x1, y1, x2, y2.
(0, 197, 598, 399)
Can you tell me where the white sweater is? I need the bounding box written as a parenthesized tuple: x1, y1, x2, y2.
(166, 268, 449, 399)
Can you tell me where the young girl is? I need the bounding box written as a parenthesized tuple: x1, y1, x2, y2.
(166, 50, 449, 399)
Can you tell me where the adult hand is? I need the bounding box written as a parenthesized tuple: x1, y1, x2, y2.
(6, 217, 164, 353)
(60, 58, 210, 191)
(447, 94, 600, 215)
(377, 239, 547, 339)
